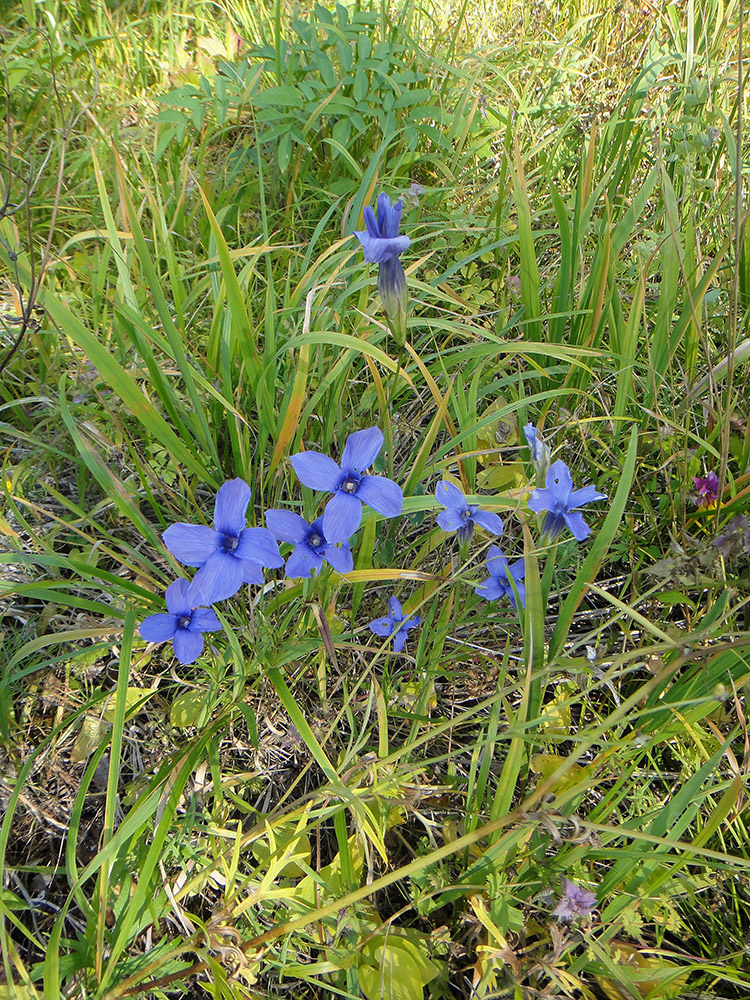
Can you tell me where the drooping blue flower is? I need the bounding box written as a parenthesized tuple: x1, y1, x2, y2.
(265, 510, 353, 578)
(552, 879, 597, 920)
(162, 479, 283, 605)
(355, 193, 410, 346)
(524, 422, 552, 480)
(528, 460, 607, 541)
(139, 578, 221, 665)
(435, 481, 503, 544)
(368, 596, 420, 653)
(475, 545, 526, 609)
(289, 427, 402, 544)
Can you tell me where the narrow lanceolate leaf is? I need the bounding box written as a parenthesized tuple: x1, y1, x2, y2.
(196, 182, 263, 394)
(270, 343, 310, 474)
(512, 136, 542, 343)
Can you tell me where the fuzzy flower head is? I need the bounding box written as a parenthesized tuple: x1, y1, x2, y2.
(435, 481, 503, 545)
(368, 596, 420, 653)
(355, 193, 410, 346)
(528, 460, 607, 541)
(265, 510, 353, 579)
(552, 879, 597, 921)
(139, 579, 221, 665)
(475, 545, 526, 609)
(524, 422, 552, 481)
(289, 427, 402, 544)
(713, 514, 750, 558)
(693, 472, 719, 509)
(162, 479, 284, 605)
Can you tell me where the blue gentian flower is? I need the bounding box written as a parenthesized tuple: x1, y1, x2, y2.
(524, 422, 552, 480)
(289, 427, 402, 544)
(162, 479, 284, 605)
(265, 510, 353, 578)
(368, 596, 420, 653)
(355, 193, 410, 346)
(528, 460, 607, 541)
(139, 578, 221, 664)
(435, 481, 503, 544)
(475, 545, 526, 609)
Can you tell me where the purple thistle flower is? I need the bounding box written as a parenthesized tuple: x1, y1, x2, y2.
(435, 481, 504, 545)
(368, 596, 420, 653)
(162, 479, 284, 605)
(265, 510, 353, 578)
(139, 578, 221, 665)
(355, 193, 410, 346)
(693, 471, 719, 508)
(475, 545, 526, 609)
(289, 427, 402, 544)
(552, 879, 597, 920)
(528, 460, 607, 541)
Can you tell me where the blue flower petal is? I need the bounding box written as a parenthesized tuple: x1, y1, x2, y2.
(568, 485, 607, 508)
(188, 550, 244, 605)
(546, 460, 574, 502)
(289, 450, 343, 491)
(342, 427, 383, 473)
(471, 510, 504, 536)
(265, 509, 309, 543)
(528, 488, 557, 514)
(436, 508, 465, 532)
(354, 231, 410, 265)
(388, 596, 403, 620)
(164, 578, 192, 615)
(562, 510, 591, 541)
(362, 205, 381, 239)
(189, 608, 222, 632)
(213, 479, 251, 535)
(369, 616, 395, 637)
(524, 423, 538, 457)
(508, 581, 526, 609)
(162, 524, 219, 566)
(323, 490, 362, 543)
(435, 480, 467, 512)
(475, 578, 505, 601)
(285, 543, 323, 579)
(356, 475, 403, 517)
(508, 557, 526, 582)
(139, 613, 177, 643)
(376, 192, 391, 236)
(385, 197, 403, 239)
(172, 628, 205, 665)
(393, 628, 407, 653)
(235, 527, 283, 566)
(543, 511, 567, 539)
(485, 546, 509, 579)
(242, 561, 264, 585)
(323, 543, 353, 574)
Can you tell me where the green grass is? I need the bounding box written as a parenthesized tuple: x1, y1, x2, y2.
(1, 0, 749, 997)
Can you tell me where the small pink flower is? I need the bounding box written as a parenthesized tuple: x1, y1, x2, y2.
(693, 472, 719, 509)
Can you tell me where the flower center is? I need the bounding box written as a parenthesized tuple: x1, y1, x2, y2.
(177, 615, 192, 629)
(460, 509, 470, 521)
(341, 477, 359, 494)
(222, 533, 239, 553)
(308, 532, 323, 549)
